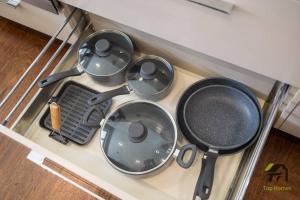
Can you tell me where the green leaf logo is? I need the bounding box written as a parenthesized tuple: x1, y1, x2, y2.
(265, 162, 274, 172)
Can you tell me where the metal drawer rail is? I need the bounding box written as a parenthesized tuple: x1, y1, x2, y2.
(226, 82, 289, 200)
(1, 9, 85, 125)
(0, 8, 77, 109)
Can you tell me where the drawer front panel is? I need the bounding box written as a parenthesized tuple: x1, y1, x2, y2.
(0, 1, 76, 42)
(0, 6, 289, 200)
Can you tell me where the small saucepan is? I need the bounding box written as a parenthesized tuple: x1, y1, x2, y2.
(88, 55, 174, 105)
(38, 30, 134, 88)
(98, 100, 197, 175)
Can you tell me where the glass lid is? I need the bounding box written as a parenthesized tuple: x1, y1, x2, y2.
(100, 101, 177, 174)
(126, 56, 174, 96)
(78, 30, 134, 76)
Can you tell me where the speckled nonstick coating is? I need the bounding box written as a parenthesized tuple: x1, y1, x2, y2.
(177, 77, 262, 154)
(177, 77, 262, 200)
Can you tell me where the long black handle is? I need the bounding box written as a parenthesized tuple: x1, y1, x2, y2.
(194, 150, 218, 200)
(38, 67, 83, 88)
(176, 144, 197, 169)
(88, 85, 131, 105)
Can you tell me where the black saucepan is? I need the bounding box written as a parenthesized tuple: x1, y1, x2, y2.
(90, 100, 197, 175)
(176, 77, 262, 200)
(87, 55, 174, 105)
(38, 30, 134, 88)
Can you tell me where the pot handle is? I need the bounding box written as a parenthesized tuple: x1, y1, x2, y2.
(38, 67, 83, 88)
(88, 85, 131, 105)
(176, 144, 197, 169)
(82, 106, 104, 128)
(193, 150, 218, 200)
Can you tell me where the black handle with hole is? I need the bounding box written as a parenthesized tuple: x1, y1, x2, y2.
(176, 144, 197, 169)
(82, 106, 104, 128)
(88, 85, 131, 105)
(38, 67, 83, 88)
(193, 150, 218, 200)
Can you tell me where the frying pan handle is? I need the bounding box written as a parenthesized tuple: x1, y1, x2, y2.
(176, 144, 197, 169)
(194, 150, 218, 200)
(82, 106, 104, 128)
(38, 67, 83, 88)
(88, 85, 131, 105)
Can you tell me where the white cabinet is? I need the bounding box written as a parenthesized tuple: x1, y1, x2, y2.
(60, 0, 300, 89)
(276, 88, 300, 138)
(280, 115, 300, 138)
(0, 1, 76, 42)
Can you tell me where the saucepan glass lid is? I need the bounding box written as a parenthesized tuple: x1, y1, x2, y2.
(78, 30, 134, 77)
(126, 56, 174, 97)
(100, 101, 177, 174)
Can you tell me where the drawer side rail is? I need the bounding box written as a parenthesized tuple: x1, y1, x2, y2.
(1, 8, 86, 126)
(226, 81, 289, 200)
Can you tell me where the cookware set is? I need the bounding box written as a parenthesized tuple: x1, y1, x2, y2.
(39, 30, 262, 200)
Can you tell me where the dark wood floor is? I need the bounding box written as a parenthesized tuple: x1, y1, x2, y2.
(0, 17, 96, 200)
(245, 129, 300, 200)
(0, 16, 66, 127)
(0, 16, 299, 200)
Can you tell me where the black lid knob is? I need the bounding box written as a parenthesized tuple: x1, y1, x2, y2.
(140, 62, 157, 80)
(128, 122, 147, 143)
(95, 39, 111, 53)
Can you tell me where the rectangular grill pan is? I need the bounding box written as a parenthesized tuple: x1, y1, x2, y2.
(39, 81, 112, 145)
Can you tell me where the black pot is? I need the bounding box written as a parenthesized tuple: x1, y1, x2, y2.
(98, 100, 197, 175)
(88, 55, 174, 105)
(38, 29, 134, 88)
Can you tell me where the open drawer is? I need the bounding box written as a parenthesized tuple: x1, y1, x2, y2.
(0, 6, 289, 200)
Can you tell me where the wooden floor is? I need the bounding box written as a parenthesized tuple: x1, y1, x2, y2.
(245, 129, 300, 200)
(0, 16, 65, 127)
(0, 17, 96, 200)
(0, 17, 299, 200)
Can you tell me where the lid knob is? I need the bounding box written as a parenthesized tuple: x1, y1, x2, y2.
(140, 62, 157, 80)
(128, 122, 147, 143)
(95, 39, 111, 55)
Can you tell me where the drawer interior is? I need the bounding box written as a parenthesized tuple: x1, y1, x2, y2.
(10, 22, 267, 200)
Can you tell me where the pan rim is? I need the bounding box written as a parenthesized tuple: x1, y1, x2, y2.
(99, 100, 178, 175)
(176, 77, 262, 154)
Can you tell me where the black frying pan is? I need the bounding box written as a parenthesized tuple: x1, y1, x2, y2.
(177, 77, 262, 200)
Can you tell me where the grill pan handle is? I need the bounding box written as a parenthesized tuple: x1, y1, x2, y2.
(194, 150, 218, 200)
(88, 85, 131, 105)
(82, 106, 104, 128)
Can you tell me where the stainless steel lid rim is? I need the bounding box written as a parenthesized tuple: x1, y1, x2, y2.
(99, 100, 178, 175)
(38, 28, 135, 88)
(126, 55, 174, 98)
(79, 29, 134, 78)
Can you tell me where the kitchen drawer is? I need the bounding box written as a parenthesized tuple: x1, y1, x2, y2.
(59, 0, 300, 89)
(0, 7, 289, 200)
(280, 114, 300, 138)
(275, 88, 300, 138)
(292, 106, 300, 118)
